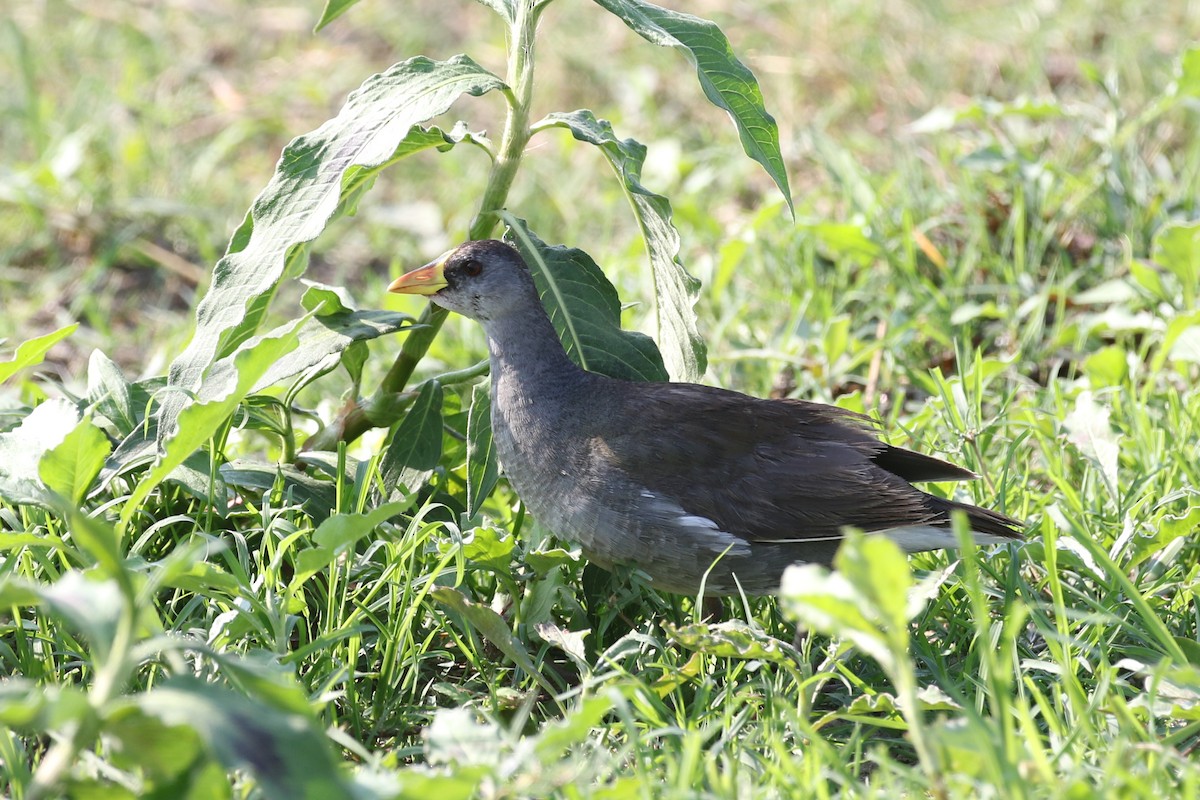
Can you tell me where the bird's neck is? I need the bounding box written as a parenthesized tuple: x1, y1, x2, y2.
(481, 306, 582, 393)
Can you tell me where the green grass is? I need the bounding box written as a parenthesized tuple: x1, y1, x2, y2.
(2, 1, 1200, 797)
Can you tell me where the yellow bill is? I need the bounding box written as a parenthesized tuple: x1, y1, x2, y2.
(388, 256, 448, 296)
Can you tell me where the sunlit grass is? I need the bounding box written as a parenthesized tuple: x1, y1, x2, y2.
(2, 1, 1199, 796)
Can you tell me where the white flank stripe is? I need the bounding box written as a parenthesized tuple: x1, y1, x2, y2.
(765, 527, 1014, 549)
(881, 525, 1013, 552)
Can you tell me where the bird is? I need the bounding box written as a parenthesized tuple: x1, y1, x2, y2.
(388, 239, 1022, 596)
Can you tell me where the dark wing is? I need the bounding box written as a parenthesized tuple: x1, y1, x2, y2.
(598, 381, 1013, 544)
(870, 442, 976, 482)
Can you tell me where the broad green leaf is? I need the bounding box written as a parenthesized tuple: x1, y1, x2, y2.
(521, 565, 573, 629)
(502, 216, 669, 382)
(86, 350, 137, 436)
(457, 525, 514, 571)
(1175, 44, 1200, 98)
(531, 694, 613, 760)
(0, 397, 79, 508)
(296, 450, 363, 484)
(431, 586, 556, 695)
(1130, 663, 1200, 719)
(59, 400, 224, 513)
(820, 687, 960, 730)
(1130, 260, 1168, 301)
(523, 547, 580, 576)
(928, 718, 1011, 776)
(1152, 220, 1200, 304)
(834, 533, 912, 634)
(914, 684, 963, 712)
(424, 707, 503, 768)
(379, 379, 443, 497)
(1131, 506, 1200, 568)
(41, 573, 125, 662)
(338, 124, 489, 219)
(1073, 277, 1139, 306)
(122, 321, 304, 531)
(1151, 309, 1200, 373)
(341, 340, 369, 389)
(1063, 390, 1121, 495)
(39, 416, 111, 506)
(836, 691, 901, 717)
(1169, 326, 1200, 364)
(590, 0, 791, 214)
(529, 113, 701, 379)
(194, 314, 316, 404)
(1178, 638, 1200, 668)
(650, 652, 703, 697)
(667, 620, 791, 663)
(0, 324, 77, 384)
(0, 680, 91, 731)
(1083, 345, 1129, 388)
(950, 301, 1003, 327)
(148, 543, 241, 598)
(822, 315, 852, 368)
(314, 0, 363, 31)
(1154, 219, 1200, 272)
(300, 281, 356, 314)
(66, 511, 128, 589)
(167, 452, 227, 512)
(161, 60, 506, 445)
(470, 0, 516, 23)
(181, 760, 237, 797)
(465, 383, 499, 519)
(535, 621, 589, 667)
(290, 500, 412, 591)
(360, 765, 484, 800)
(238, 396, 289, 440)
(220, 460, 338, 523)
(780, 533, 919, 675)
(108, 678, 348, 800)
(201, 650, 315, 717)
(247, 309, 414, 395)
(781, 562, 895, 669)
(105, 708, 207, 784)
(0, 576, 42, 607)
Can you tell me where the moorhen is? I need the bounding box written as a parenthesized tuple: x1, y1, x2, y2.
(389, 240, 1022, 595)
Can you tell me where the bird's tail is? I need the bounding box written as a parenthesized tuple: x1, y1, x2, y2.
(930, 496, 1024, 543)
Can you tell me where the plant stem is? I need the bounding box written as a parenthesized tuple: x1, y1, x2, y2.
(307, 1, 541, 452)
(468, 1, 537, 241)
(27, 602, 136, 800)
(893, 657, 945, 797)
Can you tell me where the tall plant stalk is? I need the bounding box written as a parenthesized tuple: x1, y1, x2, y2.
(308, 1, 544, 450)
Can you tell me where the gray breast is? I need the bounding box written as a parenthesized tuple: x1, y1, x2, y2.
(490, 394, 768, 594)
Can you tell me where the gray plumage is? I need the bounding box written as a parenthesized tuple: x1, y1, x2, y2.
(390, 240, 1023, 595)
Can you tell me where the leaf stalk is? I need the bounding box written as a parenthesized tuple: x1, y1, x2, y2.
(309, 1, 543, 450)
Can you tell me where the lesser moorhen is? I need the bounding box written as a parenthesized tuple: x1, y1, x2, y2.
(389, 240, 1022, 595)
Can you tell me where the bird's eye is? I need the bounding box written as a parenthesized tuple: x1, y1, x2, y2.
(462, 259, 483, 277)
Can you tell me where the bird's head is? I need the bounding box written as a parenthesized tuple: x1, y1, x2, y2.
(388, 239, 536, 322)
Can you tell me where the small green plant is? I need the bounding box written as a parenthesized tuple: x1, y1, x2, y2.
(2, 4, 1199, 797)
(0, 1, 794, 793)
(162, 0, 793, 464)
